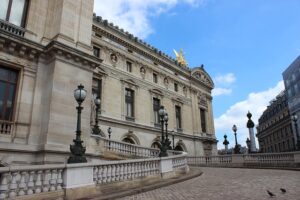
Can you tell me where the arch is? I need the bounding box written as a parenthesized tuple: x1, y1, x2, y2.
(174, 140, 187, 152)
(151, 141, 161, 149)
(174, 145, 184, 151)
(122, 137, 136, 144)
(150, 136, 161, 149)
(120, 131, 140, 145)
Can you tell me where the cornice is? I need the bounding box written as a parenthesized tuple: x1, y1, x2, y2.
(0, 30, 102, 70)
(42, 41, 102, 70)
(92, 24, 191, 74)
(99, 115, 216, 142)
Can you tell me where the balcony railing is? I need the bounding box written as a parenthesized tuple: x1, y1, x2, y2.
(0, 19, 25, 37)
(0, 120, 14, 135)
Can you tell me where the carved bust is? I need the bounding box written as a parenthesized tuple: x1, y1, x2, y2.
(110, 53, 118, 63)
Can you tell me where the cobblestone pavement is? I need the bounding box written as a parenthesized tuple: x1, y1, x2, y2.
(117, 167, 300, 200)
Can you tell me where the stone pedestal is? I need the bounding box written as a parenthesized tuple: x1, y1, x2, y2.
(160, 158, 174, 179)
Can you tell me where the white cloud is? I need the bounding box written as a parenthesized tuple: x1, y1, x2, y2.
(215, 81, 285, 149)
(212, 87, 232, 96)
(214, 73, 236, 85)
(94, 0, 203, 39)
(212, 73, 236, 97)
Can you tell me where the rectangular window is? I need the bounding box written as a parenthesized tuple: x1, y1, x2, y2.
(153, 98, 160, 125)
(126, 61, 132, 72)
(175, 105, 182, 130)
(200, 108, 207, 133)
(1, 0, 29, 27)
(153, 73, 158, 83)
(125, 88, 134, 119)
(93, 46, 100, 58)
(0, 66, 18, 121)
(174, 82, 178, 92)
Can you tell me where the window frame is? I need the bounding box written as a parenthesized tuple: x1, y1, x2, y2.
(153, 97, 160, 126)
(174, 82, 178, 92)
(93, 46, 100, 58)
(126, 61, 132, 73)
(153, 73, 158, 83)
(200, 108, 207, 133)
(1, 0, 29, 27)
(175, 105, 182, 130)
(125, 88, 134, 120)
(0, 66, 19, 121)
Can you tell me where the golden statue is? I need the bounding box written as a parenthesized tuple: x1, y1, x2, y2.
(173, 48, 187, 67)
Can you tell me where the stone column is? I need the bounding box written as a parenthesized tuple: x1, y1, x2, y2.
(246, 111, 257, 152)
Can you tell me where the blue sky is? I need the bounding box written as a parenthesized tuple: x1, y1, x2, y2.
(94, 0, 300, 149)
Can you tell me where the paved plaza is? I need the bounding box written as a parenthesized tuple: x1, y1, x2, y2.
(118, 168, 300, 200)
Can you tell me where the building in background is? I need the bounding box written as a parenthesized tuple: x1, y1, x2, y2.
(282, 56, 300, 150)
(0, 0, 217, 166)
(256, 91, 295, 153)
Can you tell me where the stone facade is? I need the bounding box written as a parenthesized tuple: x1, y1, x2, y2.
(0, 0, 217, 166)
(256, 91, 295, 153)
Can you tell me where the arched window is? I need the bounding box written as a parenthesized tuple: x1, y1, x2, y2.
(122, 137, 135, 144)
(174, 145, 184, 151)
(151, 142, 161, 149)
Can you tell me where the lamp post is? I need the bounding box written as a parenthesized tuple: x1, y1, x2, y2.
(68, 84, 87, 163)
(164, 113, 172, 150)
(223, 134, 229, 154)
(108, 127, 112, 149)
(172, 131, 175, 150)
(92, 97, 101, 135)
(159, 106, 168, 157)
(291, 114, 300, 150)
(232, 124, 240, 154)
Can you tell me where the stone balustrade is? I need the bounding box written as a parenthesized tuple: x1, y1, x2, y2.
(93, 158, 160, 184)
(0, 164, 65, 199)
(0, 153, 189, 200)
(172, 153, 189, 170)
(0, 121, 14, 135)
(92, 135, 160, 158)
(188, 151, 300, 168)
(0, 20, 25, 37)
(167, 150, 183, 155)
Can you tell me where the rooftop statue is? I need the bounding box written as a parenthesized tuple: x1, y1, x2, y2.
(173, 48, 187, 67)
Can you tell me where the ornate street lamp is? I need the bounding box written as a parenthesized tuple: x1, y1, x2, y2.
(171, 130, 175, 150)
(107, 127, 112, 149)
(92, 97, 101, 135)
(68, 84, 87, 163)
(223, 134, 229, 154)
(159, 106, 168, 157)
(291, 114, 300, 150)
(164, 113, 172, 150)
(232, 124, 240, 154)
